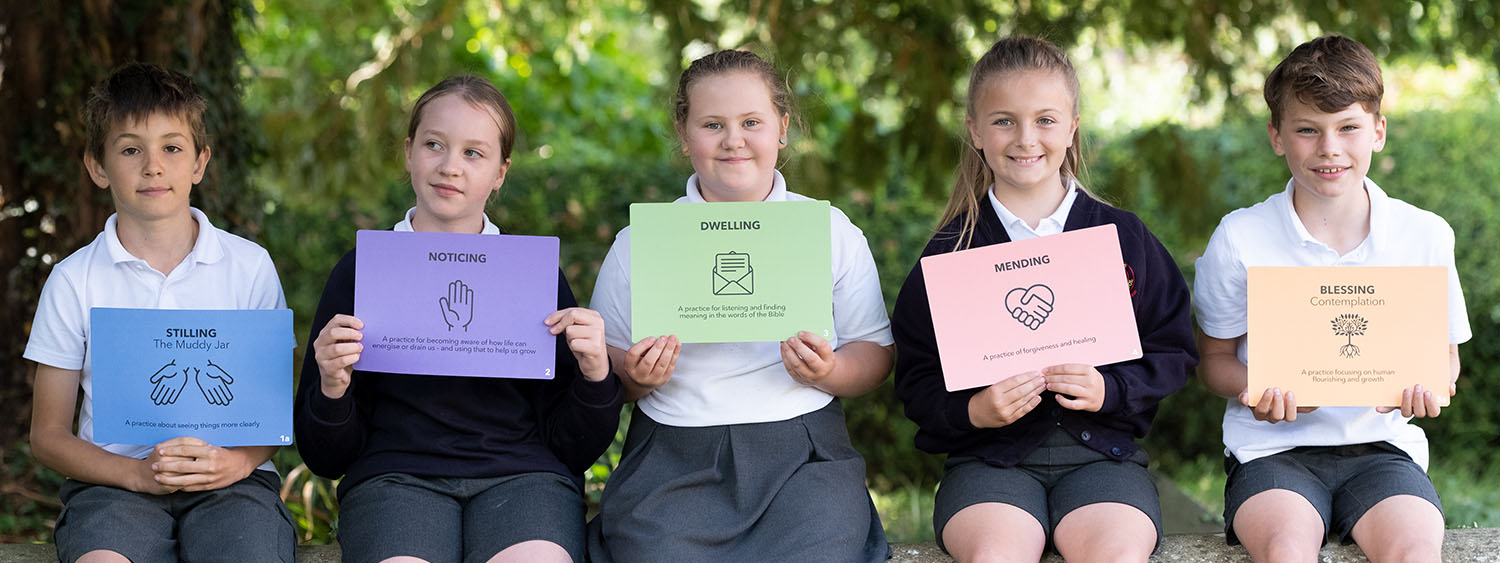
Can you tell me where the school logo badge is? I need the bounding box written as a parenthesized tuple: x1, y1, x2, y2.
(1124, 262, 1137, 297)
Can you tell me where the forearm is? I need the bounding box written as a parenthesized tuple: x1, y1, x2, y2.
(229, 445, 277, 472)
(607, 345, 657, 402)
(1193, 328, 1246, 398)
(1198, 350, 1248, 399)
(620, 376, 655, 402)
(31, 427, 154, 492)
(812, 341, 893, 397)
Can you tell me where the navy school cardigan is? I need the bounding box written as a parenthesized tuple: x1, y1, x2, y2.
(293, 248, 624, 498)
(892, 193, 1198, 465)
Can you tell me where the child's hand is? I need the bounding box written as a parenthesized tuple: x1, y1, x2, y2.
(1043, 364, 1107, 412)
(968, 372, 1046, 428)
(149, 437, 255, 492)
(621, 335, 681, 394)
(1376, 384, 1445, 418)
(313, 314, 363, 399)
(780, 331, 836, 388)
(132, 446, 184, 495)
(546, 308, 609, 382)
(1239, 387, 1318, 423)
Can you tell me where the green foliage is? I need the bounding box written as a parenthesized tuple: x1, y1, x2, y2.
(274, 449, 339, 545)
(7, 0, 1500, 545)
(1431, 450, 1500, 528)
(0, 441, 64, 543)
(870, 481, 938, 543)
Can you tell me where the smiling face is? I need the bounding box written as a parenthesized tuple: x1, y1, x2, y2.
(678, 71, 789, 202)
(404, 93, 512, 233)
(85, 112, 209, 226)
(967, 69, 1079, 198)
(1269, 97, 1386, 202)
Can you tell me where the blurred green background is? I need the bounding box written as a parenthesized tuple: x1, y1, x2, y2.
(4, 0, 1499, 543)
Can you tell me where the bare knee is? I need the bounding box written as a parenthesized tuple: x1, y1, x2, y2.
(77, 550, 131, 563)
(487, 540, 570, 563)
(942, 503, 1046, 563)
(1350, 495, 1444, 563)
(1233, 490, 1326, 563)
(950, 542, 1039, 563)
(1363, 537, 1442, 563)
(1054, 503, 1155, 563)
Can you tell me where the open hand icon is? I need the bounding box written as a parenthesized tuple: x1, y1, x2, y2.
(1005, 284, 1055, 331)
(149, 360, 187, 405)
(196, 359, 235, 406)
(439, 279, 475, 331)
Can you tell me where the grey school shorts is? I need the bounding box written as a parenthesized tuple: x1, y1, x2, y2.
(55, 469, 294, 563)
(1224, 441, 1442, 546)
(337, 471, 586, 563)
(932, 428, 1162, 553)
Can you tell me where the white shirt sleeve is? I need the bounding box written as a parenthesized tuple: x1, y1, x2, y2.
(249, 248, 288, 310)
(24, 266, 88, 371)
(1193, 219, 1249, 339)
(592, 231, 635, 350)
(830, 209, 893, 347)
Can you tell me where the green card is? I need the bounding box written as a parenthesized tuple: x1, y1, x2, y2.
(630, 201, 834, 343)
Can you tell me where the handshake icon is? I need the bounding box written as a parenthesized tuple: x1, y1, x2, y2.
(1005, 284, 1055, 331)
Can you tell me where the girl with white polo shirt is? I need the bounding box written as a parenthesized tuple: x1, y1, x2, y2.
(586, 50, 894, 562)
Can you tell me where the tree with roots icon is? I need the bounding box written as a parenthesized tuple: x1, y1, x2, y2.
(1331, 314, 1369, 358)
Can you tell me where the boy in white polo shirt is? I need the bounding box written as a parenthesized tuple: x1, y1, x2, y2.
(25, 63, 293, 562)
(1193, 35, 1468, 562)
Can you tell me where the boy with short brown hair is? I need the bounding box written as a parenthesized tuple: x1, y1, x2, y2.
(26, 62, 293, 562)
(1194, 35, 1467, 562)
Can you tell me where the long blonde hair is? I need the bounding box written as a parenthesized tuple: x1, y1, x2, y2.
(938, 35, 1097, 250)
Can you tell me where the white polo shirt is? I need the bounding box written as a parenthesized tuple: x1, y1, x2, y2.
(392, 206, 501, 234)
(591, 170, 894, 426)
(987, 181, 1080, 241)
(1193, 178, 1470, 469)
(25, 208, 287, 470)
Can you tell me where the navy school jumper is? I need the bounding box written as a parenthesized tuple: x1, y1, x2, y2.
(892, 192, 1198, 465)
(294, 248, 624, 497)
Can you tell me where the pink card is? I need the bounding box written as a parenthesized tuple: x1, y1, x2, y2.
(921, 224, 1142, 391)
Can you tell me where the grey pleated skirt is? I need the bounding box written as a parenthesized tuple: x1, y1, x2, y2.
(587, 400, 889, 562)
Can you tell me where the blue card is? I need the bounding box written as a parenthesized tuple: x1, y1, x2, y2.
(90, 308, 295, 447)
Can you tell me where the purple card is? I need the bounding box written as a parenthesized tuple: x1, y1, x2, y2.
(354, 230, 559, 379)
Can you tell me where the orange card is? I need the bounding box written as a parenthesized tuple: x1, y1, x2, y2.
(1247, 267, 1449, 407)
(922, 224, 1142, 391)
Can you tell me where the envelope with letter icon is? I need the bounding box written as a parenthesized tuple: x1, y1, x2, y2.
(712, 251, 754, 295)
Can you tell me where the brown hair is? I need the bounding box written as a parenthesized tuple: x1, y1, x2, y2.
(84, 62, 209, 162)
(1264, 35, 1383, 128)
(672, 50, 796, 134)
(938, 35, 1093, 250)
(408, 75, 518, 160)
